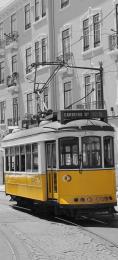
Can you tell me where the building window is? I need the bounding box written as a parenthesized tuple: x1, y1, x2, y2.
(95, 73, 102, 109)
(26, 47, 32, 74)
(42, 38, 47, 62)
(0, 22, 4, 41)
(0, 101, 5, 124)
(116, 4, 118, 47)
(62, 28, 70, 61)
(35, 93, 41, 114)
(25, 3, 31, 30)
(27, 93, 33, 115)
(42, 0, 46, 17)
(35, 0, 40, 21)
(64, 81, 72, 109)
(12, 55, 17, 73)
(83, 19, 89, 51)
(35, 41, 40, 63)
(13, 97, 18, 125)
(85, 75, 92, 109)
(61, 0, 69, 9)
(0, 61, 4, 84)
(44, 87, 48, 109)
(93, 13, 100, 47)
(11, 13, 17, 34)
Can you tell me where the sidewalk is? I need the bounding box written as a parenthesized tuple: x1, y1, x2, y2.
(0, 185, 5, 192)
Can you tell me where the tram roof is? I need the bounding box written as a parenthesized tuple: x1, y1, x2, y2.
(2, 119, 114, 143)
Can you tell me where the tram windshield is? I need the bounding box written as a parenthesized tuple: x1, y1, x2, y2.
(59, 137, 79, 169)
(104, 136, 114, 168)
(82, 136, 101, 168)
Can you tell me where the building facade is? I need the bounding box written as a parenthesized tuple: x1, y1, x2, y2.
(0, 0, 118, 182)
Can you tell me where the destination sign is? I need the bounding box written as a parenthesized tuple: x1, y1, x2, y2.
(58, 109, 107, 124)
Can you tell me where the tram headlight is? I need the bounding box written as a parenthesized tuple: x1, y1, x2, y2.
(63, 175, 72, 182)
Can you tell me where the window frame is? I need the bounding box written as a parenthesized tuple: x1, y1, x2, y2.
(64, 81, 72, 109)
(62, 28, 70, 61)
(93, 13, 100, 48)
(26, 47, 32, 74)
(35, 41, 40, 63)
(13, 97, 18, 126)
(0, 101, 5, 124)
(83, 18, 89, 51)
(85, 75, 92, 109)
(95, 73, 102, 109)
(11, 13, 17, 34)
(42, 38, 47, 62)
(12, 55, 17, 74)
(5, 143, 38, 172)
(35, 0, 40, 21)
(0, 61, 4, 84)
(59, 137, 79, 169)
(104, 136, 114, 168)
(0, 22, 4, 42)
(25, 3, 31, 30)
(82, 136, 102, 169)
(27, 93, 33, 115)
(61, 0, 69, 9)
(42, 0, 46, 17)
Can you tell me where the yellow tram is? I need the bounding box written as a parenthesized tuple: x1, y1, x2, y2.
(2, 110, 117, 216)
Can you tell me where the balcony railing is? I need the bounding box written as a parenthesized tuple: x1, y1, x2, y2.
(109, 33, 118, 51)
(0, 39, 5, 49)
(76, 101, 105, 110)
(5, 31, 19, 46)
(0, 39, 5, 58)
(7, 118, 19, 126)
(7, 72, 19, 87)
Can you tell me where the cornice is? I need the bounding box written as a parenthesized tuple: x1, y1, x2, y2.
(0, 0, 23, 22)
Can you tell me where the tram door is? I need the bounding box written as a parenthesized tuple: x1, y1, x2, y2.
(46, 142, 58, 200)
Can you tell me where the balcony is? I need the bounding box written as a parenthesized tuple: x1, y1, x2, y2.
(0, 39, 5, 58)
(5, 31, 18, 50)
(7, 118, 19, 126)
(22, 113, 40, 128)
(76, 101, 105, 110)
(108, 33, 118, 56)
(7, 72, 19, 94)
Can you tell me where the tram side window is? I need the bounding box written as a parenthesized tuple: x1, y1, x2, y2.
(5, 148, 10, 171)
(32, 143, 38, 171)
(20, 145, 25, 171)
(82, 136, 101, 168)
(104, 136, 114, 168)
(15, 146, 19, 171)
(10, 147, 15, 171)
(59, 137, 79, 169)
(26, 144, 31, 171)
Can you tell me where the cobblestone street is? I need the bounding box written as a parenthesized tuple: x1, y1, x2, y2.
(0, 188, 118, 260)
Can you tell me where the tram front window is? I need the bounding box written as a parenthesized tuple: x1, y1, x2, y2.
(82, 136, 101, 168)
(59, 137, 79, 169)
(104, 136, 114, 168)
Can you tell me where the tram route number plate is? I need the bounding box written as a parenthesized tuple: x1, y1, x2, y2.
(58, 109, 107, 123)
